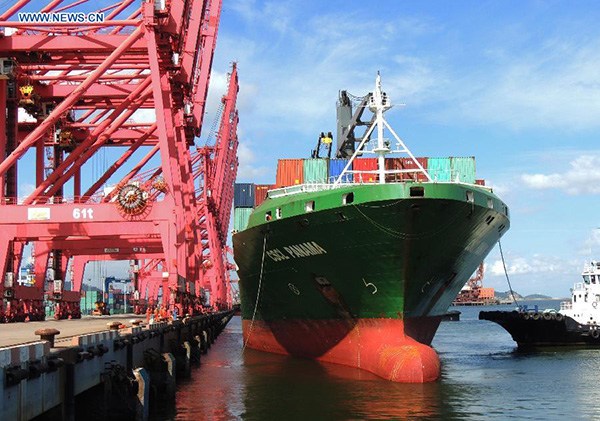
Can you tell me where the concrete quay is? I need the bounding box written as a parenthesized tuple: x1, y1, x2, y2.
(0, 311, 234, 420)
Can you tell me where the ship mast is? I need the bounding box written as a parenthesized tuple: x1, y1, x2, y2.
(371, 73, 392, 184)
(333, 73, 431, 186)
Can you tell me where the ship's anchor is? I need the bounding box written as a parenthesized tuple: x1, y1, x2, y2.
(288, 283, 300, 295)
(362, 278, 377, 295)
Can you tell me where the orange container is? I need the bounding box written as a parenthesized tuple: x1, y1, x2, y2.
(479, 287, 495, 299)
(353, 158, 378, 183)
(276, 159, 304, 187)
(254, 184, 275, 207)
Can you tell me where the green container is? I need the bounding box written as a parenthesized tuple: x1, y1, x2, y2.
(303, 159, 328, 184)
(427, 157, 451, 182)
(234, 207, 253, 231)
(451, 157, 476, 184)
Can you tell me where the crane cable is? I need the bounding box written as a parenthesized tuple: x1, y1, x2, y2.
(498, 240, 519, 306)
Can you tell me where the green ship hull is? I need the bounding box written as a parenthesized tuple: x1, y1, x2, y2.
(233, 182, 509, 382)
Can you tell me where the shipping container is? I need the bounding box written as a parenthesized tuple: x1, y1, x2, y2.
(276, 159, 303, 187)
(385, 157, 428, 181)
(427, 157, 452, 182)
(451, 157, 476, 184)
(303, 158, 328, 184)
(328, 159, 352, 183)
(353, 158, 378, 183)
(233, 207, 253, 232)
(254, 184, 275, 207)
(234, 183, 255, 208)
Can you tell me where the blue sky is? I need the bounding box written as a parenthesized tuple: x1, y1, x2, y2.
(205, 0, 600, 298)
(7, 1, 600, 297)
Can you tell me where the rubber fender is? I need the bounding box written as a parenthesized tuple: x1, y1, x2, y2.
(97, 344, 109, 356)
(28, 360, 46, 379)
(5, 366, 29, 386)
(46, 357, 64, 371)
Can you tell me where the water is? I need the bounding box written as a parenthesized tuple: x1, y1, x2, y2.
(156, 301, 600, 420)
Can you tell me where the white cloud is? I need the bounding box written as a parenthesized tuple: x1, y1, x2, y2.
(521, 154, 600, 194)
(489, 254, 572, 276)
(444, 37, 600, 130)
(236, 141, 270, 182)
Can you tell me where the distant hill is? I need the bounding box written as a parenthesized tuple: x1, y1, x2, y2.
(524, 294, 553, 300)
(495, 290, 523, 301)
(495, 291, 554, 300)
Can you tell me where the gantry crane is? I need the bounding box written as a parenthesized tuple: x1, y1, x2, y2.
(0, 0, 238, 321)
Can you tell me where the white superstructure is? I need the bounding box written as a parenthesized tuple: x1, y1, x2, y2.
(560, 261, 600, 325)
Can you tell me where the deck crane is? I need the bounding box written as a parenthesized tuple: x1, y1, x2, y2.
(0, 0, 236, 321)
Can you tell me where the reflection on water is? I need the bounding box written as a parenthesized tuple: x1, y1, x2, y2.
(154, 302, 600, 420)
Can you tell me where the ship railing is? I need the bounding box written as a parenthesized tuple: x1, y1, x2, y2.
(573, 282, 585, 292)
(267, 177, 494, 199)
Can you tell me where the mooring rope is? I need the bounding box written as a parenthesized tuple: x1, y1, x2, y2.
(498, 240, 519, 305)
(242, 233, 268, 353)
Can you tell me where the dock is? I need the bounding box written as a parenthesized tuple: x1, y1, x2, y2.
(0, 311, 234, 420)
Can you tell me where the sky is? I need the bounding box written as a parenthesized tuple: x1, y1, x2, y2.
(6, 0, 600, 297)
(205, 0, 600, 298)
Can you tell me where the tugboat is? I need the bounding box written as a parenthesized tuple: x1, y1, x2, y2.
(480, 261, 600, 347)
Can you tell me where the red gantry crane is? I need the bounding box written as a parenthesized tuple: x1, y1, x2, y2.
(0, 0, 239, 322)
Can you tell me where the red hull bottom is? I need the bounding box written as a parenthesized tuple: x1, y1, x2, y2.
(242, 318, 440, 383)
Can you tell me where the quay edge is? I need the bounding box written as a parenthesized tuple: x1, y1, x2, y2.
(0, 311, 234, 421)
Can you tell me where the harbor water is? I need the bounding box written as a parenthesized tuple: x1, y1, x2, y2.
(153, 300, 600, 420)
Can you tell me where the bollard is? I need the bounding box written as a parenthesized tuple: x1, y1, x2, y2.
(130, 319, 143, 327)
(34, 328, 60, 347)
(107, 322, 121, 331)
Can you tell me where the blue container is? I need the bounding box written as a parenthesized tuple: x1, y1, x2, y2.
(234, 183, 255, 208)
(328, 159, 352, 183)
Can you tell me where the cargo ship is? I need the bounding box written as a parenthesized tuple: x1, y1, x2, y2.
(480, 261, 600, 347)
(232, 74, 510, 383)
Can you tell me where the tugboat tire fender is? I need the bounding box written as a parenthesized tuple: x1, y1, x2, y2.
(555, 314, 564, 322)
(523, 313, 530, 320)
(542, 313, 552, 320)
(532, 313, 541, 320)
(592, 330, 600, 339)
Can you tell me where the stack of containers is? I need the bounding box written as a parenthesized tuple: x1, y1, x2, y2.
(353, 158, 378, 183)
(276, 159, 304, 187)
(303, 158, 328, 184)
(328, 159, 352, 183)
(233, 183, 255, 232)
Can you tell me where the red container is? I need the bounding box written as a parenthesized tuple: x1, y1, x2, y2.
(276, 159, 304, 187)
(353, 158, 378, 183)
(384, 157, 428, 181)
(385, 158, 403, 182)
(254, 184, 275, 207)
(400, 157, 429, 181)
(475, 179, 486, 186)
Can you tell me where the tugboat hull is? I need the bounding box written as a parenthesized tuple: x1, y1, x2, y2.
(479, 310, 600, 347)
